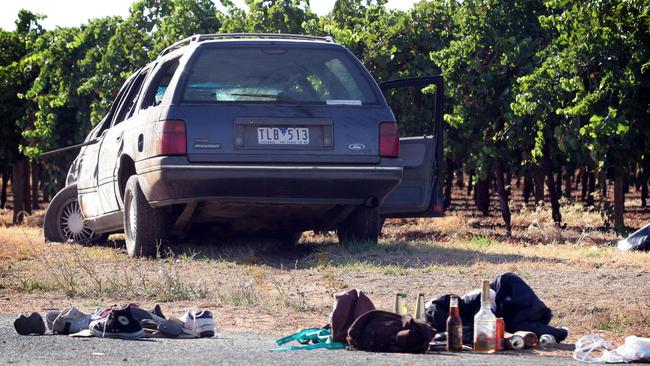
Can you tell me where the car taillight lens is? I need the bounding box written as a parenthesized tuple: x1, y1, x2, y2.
(379, 122, 399, 158)
(157, 120, 186, 156)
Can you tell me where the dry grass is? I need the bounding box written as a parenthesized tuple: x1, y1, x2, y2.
(1, 189, 649, 350)
(0, 208, 45, 228)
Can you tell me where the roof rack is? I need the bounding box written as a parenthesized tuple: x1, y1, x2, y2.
(158, 33, 336, 57)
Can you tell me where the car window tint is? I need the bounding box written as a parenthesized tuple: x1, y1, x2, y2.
(182, 47, 378, 104)
(141, 58, 180, 109)
(113, 70, 148, 125)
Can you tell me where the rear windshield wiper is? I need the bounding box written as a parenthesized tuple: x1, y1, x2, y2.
(229, 93, 315, 117)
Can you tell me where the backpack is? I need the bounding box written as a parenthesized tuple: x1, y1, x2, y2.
(347, 310, 435, 353)
(270, 288, 375, 351)
(329, 289, 376, 343)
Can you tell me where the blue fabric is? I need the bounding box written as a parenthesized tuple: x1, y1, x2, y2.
(271, 328, 347, 351)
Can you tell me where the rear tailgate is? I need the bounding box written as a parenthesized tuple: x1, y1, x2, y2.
(165, 104, 392, 164)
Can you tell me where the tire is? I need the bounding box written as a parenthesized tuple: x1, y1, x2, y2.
(43, 185, 109, 244)
(123, 175, 167, 258)
(336, 205, 380, 246)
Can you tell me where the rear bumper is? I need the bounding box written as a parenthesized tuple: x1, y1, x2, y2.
(136, 157, 402, 208)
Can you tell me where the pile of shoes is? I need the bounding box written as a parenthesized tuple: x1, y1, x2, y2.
(14, 304, 216, 340)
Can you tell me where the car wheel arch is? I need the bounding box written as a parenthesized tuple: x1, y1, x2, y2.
(117, 154, 136, 204)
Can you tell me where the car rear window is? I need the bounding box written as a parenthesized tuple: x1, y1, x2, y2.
(182, 46, 378, 105)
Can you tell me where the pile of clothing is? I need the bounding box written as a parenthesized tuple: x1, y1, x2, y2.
(13, 304, 216, 339)
(425, 272, 569, 344)
(274, 272, 568, 354)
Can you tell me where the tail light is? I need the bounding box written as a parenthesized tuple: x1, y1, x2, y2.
(379, 122, 399, 158)
(147, 120, 186, 157)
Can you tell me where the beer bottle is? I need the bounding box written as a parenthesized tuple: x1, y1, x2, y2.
(446, 295, 463, 352)
(393, 292, 408, 315)
(473, 280, 497, 353)
(414, 292, 426, 321)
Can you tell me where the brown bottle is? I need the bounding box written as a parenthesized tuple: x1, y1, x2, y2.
(446, 295, 463, 352)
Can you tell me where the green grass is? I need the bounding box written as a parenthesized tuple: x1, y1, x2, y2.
(596, 318, 626, 333)
(383, 263, 406, 276)
(462, 236, 497, 250)
(16, 278, 53, 293)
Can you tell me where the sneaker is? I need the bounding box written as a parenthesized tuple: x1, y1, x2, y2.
(128, 304, 164, 323)
(13, 312, 45, 335)
(157, 317, 185, 337)
(91, 306, 113, 320)
(179, 309, 216, 338)
(44, 310, 61, 332)
(151, 304, 166, 319)
(50, 306, 91, 335)
(90, 306, 144, 339)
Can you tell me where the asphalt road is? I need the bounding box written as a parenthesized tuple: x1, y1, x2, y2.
(0, 316, 581, 365)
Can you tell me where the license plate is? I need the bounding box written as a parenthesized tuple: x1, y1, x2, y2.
(257, 127, 309, 145)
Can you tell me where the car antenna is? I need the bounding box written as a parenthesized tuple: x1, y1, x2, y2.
(38, 139, 100, 158)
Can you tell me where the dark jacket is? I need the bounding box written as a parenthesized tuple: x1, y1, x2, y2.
(425, 272, 568, 342)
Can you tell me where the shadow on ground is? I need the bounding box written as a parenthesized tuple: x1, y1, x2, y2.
(103, 230, 567, 270)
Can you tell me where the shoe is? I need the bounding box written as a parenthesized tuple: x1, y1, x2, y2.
(151, 304, 166, 319)
(179, 309, 216, 338)
(157, 317, 185, 337)
(44, 310, 61, 332)
(90, 306, 144, 339)
(13, 312, 45, 335)
(129, 304, 164, 323)
(50, 306, 91, 335)
(92, 306, 112, 320)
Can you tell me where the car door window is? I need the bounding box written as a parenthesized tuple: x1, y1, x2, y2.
(112, 69, 149, 125)
(91, 78, 135, 136)
(141, 57, 180, 109)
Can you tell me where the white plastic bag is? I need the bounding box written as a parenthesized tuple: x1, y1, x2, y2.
(617, 224, 650, 251)
(616, 336, 650, 362)
(574, 334, 650, 363)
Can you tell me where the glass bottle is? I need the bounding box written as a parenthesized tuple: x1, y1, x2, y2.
(446, 295, 463, 352)
(414, 292, 426, 321)
(473, 280, 497, 353)
(393, 292, 408, 315)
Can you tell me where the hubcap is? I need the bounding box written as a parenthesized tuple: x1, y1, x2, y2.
(60, 200, 95, 242)
(127, 192, 137, 242)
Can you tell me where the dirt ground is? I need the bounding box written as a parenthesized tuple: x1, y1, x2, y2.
(1, 183, 649, 360)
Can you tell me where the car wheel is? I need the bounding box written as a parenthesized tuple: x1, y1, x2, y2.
(123, 176, 167, 258)
(336, 205, 380, 246)
(44, 185, 109, 244)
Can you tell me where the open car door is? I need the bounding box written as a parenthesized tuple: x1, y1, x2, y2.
(379, 76, 444, 218)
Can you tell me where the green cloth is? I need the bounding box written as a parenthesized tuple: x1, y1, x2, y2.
(270, 328, 347, 351)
